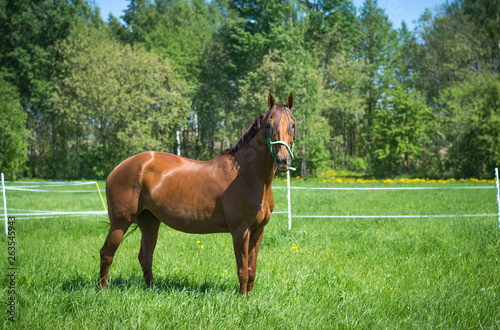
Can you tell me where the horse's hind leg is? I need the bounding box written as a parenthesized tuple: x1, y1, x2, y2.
(99, 217, 131, 289)
(136, 210, 161, 287)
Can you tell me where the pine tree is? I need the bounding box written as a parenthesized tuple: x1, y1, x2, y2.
(357, 0, 396, 151)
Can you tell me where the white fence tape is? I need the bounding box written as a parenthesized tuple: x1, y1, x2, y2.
(4, 187, 104, 193)
(2, 180, 103, 193)
(7, 211, 107, 217)
(1, 207, 60, 213)
(6, 181, 96, 188)
(14, 214, 107, 220)
(273, 186, 495, 190)
(291, 214, 497, 219)
(6, 180, 96, 185)
(1, 172, 500, 233)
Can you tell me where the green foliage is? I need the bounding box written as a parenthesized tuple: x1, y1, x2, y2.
(346, 156, 368, 173)
(393, 21, 421, 89)
(0, 77, 30, 179)
(417, 2, 485, 103)
(0, 0, 104, 178)
(370, 84, 435, 176)
(143, 0, 216, 84)
(121, 0, 161, 45)
(438, 71, 500, 178)
(320, 51, 366, 169)
(357, 0, 397, 139)
(462, 0, 500, 73)
(51, 27, 190, 178)
(303, 0, 361, 54)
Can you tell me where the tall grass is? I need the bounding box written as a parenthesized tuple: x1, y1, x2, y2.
(1, 179, 499, 328)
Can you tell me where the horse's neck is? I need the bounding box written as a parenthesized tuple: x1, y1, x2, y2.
(235, 129, 276, 187)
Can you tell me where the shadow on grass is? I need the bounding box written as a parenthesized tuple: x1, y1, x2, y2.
(62, 273, 234, 294)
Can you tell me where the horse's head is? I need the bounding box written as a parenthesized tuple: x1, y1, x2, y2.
(265, 92, 297, 172)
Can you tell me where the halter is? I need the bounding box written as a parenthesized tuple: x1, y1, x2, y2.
(265, 125, 296, 172)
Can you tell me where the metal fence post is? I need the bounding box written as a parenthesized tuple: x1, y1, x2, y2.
(2, 173, 7, 235)
(287, 170, 292, 230)
(495, 167, 500, 233)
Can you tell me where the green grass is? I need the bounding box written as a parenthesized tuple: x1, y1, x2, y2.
(1, 179, 499, 328)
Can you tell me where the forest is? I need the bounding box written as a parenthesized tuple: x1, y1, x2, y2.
(0, 0, 499, 180)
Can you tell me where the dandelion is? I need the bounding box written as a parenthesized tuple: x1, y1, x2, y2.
(196, 241, 200, 244)
(201, 245, 205, 249)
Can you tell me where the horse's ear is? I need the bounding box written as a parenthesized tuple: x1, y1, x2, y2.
(286, 92, 294, 109)
(268, 92, 275, 109)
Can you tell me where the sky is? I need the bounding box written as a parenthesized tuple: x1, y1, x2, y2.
(96, 0, 446, 31)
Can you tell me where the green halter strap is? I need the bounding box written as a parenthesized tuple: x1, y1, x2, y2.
(266, 132, 296, 172)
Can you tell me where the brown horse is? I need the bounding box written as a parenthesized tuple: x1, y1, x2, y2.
(99, 92, 296, 294)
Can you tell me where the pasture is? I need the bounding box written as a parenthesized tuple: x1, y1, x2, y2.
(1, 178, 499, 328)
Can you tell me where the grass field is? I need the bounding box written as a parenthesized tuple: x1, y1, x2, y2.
(1, 178, 499, 328)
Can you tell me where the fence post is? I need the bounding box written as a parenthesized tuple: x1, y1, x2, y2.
(2, 173, 7, 236)
(495, 167, 500, 233)
(287, 170, 292, 230)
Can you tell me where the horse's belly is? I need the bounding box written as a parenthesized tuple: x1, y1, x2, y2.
(148, 197, 229, 234)
(162, 216, 230, 234)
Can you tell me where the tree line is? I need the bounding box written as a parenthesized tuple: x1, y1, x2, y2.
(0, 0, 499, 180)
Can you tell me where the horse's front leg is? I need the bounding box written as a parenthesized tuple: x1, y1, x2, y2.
(231, 224, 250, 294)
(247, 228, 264, 292)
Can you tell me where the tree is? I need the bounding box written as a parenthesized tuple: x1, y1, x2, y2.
(357, 0, 397, 151)
(462, 0, 500, 73)
(51, 27, 190, 178)
(417, 2, 484, 104)
(438, 71, 500, 178)
(143, 0, 217, 85)
(121, 0, 161, 46)
(370, 84, 434, 176)
(393, 21, 421, 89)
(321, 51, 366, 169)
(224, 0, 305, 79)
(302, 0, 361, 60)
(0, 0, 103, 177)
(0, 77, 30, 179)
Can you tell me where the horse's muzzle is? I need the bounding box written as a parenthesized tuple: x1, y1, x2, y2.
(275, 154, 291, 171)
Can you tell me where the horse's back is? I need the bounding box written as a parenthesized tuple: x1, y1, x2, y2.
(106, 151, 230, 233)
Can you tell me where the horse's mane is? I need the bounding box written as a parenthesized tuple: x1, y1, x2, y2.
(221, 113, 265, 155)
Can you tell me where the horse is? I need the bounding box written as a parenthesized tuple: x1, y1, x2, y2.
(99, 92, 297, 294)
